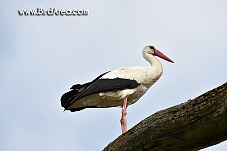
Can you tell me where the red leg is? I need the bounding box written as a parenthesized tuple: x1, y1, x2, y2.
(120, 96, 128, 133)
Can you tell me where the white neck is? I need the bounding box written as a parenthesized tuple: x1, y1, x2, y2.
(143, 52, 163, 76)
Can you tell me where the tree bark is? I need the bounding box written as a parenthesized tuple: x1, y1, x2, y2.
(103, 82, 227, 151)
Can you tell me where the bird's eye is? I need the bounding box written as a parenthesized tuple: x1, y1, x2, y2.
(149, 46, 155, 50)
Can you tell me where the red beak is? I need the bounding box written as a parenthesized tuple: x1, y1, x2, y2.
(153, 50, 174, 63)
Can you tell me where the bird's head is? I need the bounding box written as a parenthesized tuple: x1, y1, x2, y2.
(143, 45, 174, 63)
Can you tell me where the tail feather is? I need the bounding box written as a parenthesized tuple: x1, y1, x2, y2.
(61, 82, 93, 109)
(61, 89, 79, 109)
(60, 71, 110, 111)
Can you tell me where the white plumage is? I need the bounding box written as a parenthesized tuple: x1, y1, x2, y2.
(61, 45, 174, 133)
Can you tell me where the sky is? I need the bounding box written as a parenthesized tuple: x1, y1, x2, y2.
(0, 0, 227, 151)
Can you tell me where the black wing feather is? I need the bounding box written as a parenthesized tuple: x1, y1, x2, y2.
(61, 72, 140, 111)
(61, 71, 109, 108)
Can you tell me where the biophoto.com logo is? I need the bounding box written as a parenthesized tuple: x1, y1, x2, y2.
(18, 7, 89, 16)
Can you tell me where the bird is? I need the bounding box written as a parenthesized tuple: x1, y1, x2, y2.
(61, 45, 174, 133)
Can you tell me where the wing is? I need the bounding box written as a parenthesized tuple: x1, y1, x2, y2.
(101, 66, 154, 83)
(61, 71, 140, 111)
(61, 72, 109, 109)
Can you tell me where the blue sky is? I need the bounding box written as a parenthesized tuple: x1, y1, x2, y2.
(1, 0, 227, 151)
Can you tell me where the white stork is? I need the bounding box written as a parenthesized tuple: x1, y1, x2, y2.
(61, 45, 174, 133)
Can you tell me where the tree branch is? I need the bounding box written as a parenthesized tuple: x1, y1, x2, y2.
(103, 82, 227, 151)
